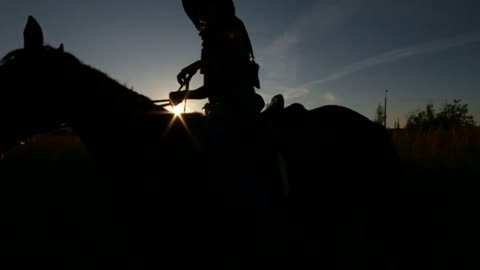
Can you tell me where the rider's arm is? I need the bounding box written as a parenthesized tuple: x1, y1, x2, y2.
(184, 60, 202, 73)
(178, 60, 203, 85)
(186, 86, 208, 100)
(169, 86, 208, 106)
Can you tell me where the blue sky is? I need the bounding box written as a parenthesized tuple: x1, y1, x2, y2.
(1, 0, 479, 126)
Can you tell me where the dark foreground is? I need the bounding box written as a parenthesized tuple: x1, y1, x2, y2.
(1, 130, 479, 267)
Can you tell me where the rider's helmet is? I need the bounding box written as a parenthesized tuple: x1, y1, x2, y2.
(182, 0, 235, 29)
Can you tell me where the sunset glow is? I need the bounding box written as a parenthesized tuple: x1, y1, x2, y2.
(171, 104, 184, 116)
(2, 1, 478, 125)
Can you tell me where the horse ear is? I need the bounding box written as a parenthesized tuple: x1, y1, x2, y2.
(24, 16, 44, 50)
(58, 43, 64, 52)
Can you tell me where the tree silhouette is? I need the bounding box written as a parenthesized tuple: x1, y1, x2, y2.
(394, 118, 401, 129)
(373, 103, 386, 126)
(406, 99, 476, 130)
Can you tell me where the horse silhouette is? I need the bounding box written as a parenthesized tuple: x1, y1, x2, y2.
(1, 17, 407, 266)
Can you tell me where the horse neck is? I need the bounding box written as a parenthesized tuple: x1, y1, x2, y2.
(64, 63, 169, 159)
(68, 63, 155, 113)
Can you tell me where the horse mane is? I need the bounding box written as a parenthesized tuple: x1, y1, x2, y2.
(1, 45, 158, 113)
(66, 54, 208, 120)
(1, 46, 61, 63)
(72, 58, 156, 111)
(1, 49, 22, 63)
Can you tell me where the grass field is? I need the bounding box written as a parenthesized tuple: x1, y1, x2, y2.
(2, 127, 478, 265)
(3, 127, 480, 173)
(391, 127, 480, 174)
(2, 128, 90, 161)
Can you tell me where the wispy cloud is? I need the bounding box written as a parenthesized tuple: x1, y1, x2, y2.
(323, 92, 337, 104)
(288, 90, 337, 109)
(281, 87, 310, 100)
(258, 0, 359, 101)
(302, 31, 480, 89)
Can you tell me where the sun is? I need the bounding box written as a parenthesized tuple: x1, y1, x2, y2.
(171, 104, 184, 116)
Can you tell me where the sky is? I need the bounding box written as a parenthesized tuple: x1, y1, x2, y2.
(1, 0, 479, 126)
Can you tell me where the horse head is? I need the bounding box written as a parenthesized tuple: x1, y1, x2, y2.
(0, 16, 171, 153)
(0, 17, 78, 151)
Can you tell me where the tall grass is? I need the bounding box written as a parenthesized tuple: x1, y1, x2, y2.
(4, 128, 90, 161)
(3, 127, 480, 174)
(391, 128, 480, 172)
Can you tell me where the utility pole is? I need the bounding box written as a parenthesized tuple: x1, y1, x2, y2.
(384, 89, 388, 128)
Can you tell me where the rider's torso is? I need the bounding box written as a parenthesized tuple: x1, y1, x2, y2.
(199, 17, 262, 114)
(200, 18, 251, 88)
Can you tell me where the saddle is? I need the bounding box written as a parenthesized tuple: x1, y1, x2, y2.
(261, 94, 308, 120)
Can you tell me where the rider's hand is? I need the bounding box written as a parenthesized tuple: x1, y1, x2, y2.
(177, 62, 200, 86)
(176, 69, 190, 86)
(169, 91, 185, 106)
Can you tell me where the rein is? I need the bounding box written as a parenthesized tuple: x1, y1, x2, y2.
(153, 74, 192, 113)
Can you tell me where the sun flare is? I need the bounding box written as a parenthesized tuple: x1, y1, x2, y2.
(171, 104, 184, 116)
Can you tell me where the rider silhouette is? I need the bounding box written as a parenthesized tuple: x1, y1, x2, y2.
(170, 0, 265, 117)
